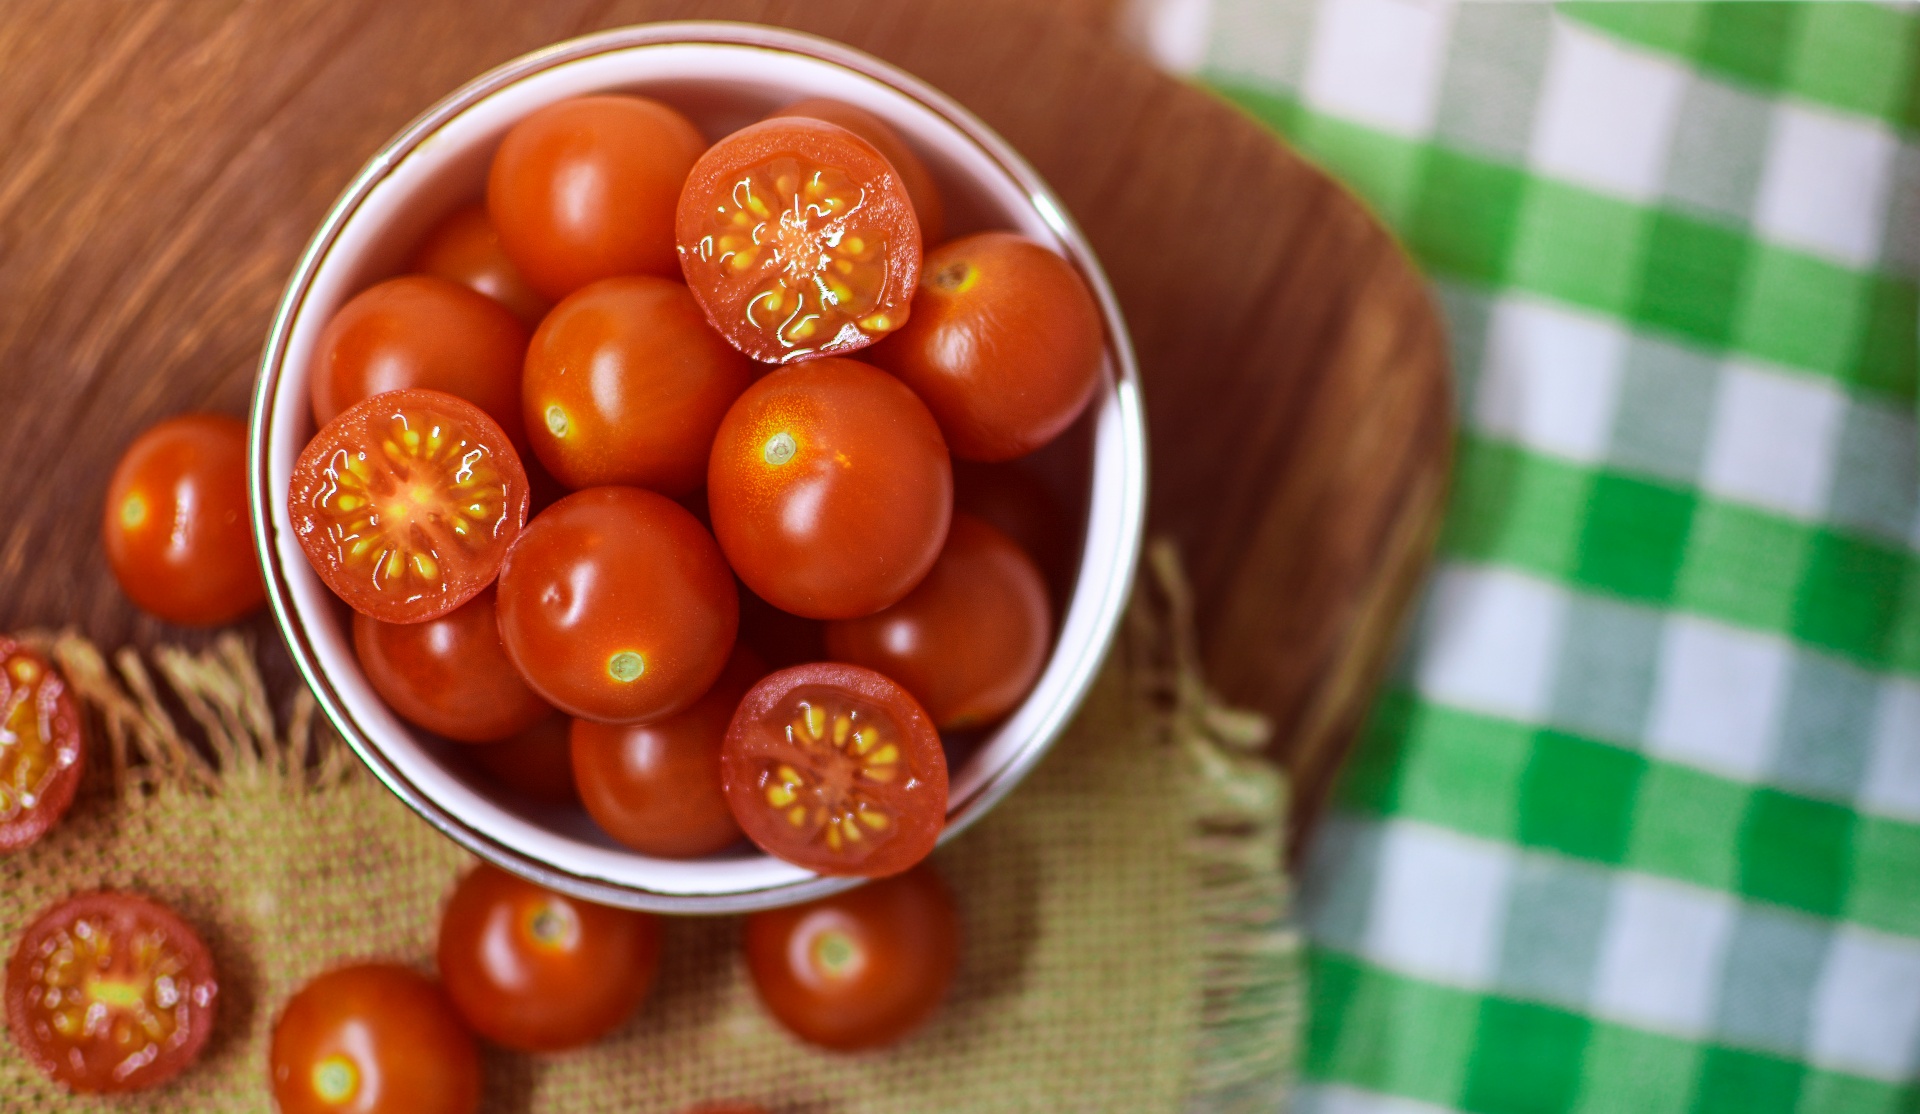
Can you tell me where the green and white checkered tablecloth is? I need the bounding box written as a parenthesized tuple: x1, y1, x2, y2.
(1141, 2, 1920, 1111)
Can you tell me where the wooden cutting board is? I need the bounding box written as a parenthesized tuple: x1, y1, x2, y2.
(0, 0, 1450, 853)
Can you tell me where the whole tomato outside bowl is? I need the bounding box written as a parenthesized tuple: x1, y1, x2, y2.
(248, 22, 1146, 913)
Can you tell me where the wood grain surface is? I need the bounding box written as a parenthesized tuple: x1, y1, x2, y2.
(0, 0, 1450, 854)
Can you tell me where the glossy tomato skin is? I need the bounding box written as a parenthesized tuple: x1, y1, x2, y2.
(352, 586, 551, 742)
(288, 388, 529, 625)
(869, 232, 1103, 461)
(410, 201, 551, 326)
(768, 98, 944, 245)
(954, 459, 1078, 605)
(489, 95, 707, 301)
(6, 892, 218, 1093)
(825, 513, 1050, 731)
(437, 864, 661, 1052)
(676, 117, 921, 363)
(270, 963, 479, 1114)
(707, 359, 951, 620)
(523, 276, 754, 495)
(103, 413, 265, 626)
(0, 640, 84, 852)
(495, 487, 737, 724)
(310, 275, 531, 450)
(572, 645, 763, 858)
(466, 713, 579, 807)
(721, 663, 947, 877)
(743, 864, 960, 1050)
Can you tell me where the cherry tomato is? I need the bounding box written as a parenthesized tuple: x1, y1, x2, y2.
(409, 201, 551, 326)
(465, 713, 579, 808)
(288, 388, 529, 624)
(103, 413, 265, 627)
(5, 892, 218, 1093)
(489, 95, 707, 301)
(310, 275, 531, 450)
(737, 585, 826, 670)
(351, 586, 550, 742)
(523, 276, 754, 495)
(721, 663, 947, 877)
(270, 963, 479, 1114)
(676, 117, 921, 363)
(954, 459, 1078, 603)
(495, 487, 737, 724)
(0, 639, 84, 852)
(768, 98, 944, 245)
(869, 231, 1103, 461)
(743, 864, 959, 1050)
(707, 358, 951, 620)
(825, 513, 1050, 731)
(572, 645, 763, 858)
(436, 863, 661, 1052)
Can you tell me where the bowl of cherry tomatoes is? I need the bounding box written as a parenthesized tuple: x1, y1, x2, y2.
(250, 21, 1145, 913)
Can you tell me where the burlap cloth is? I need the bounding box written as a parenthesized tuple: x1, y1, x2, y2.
(0, 546, 1300, 1112)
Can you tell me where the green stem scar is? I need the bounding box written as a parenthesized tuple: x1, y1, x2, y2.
(545, 404, 569, 437)
(763, 431, 797, 466)
(813, 930, 861, 978)
(607, 652, 645, 683)
(313, 1056, 359, 1103)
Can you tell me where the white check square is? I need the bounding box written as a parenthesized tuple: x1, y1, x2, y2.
(1413, 565, 1567, 723)
(1700, 362, 1846, 521)
(1300, 1084, 1467, 1114)
(1590, 874, 1734, 1037)
(1754, 102, 1898, 269)
(1529, 18, 1686, 201)
(1645, 616, 1790, 781)
(1809, 926, 1920, 1079)
(1474, 297, 1626, 465)
(1301, 0, 1456, 138)
(1362, 822, 1512, 986)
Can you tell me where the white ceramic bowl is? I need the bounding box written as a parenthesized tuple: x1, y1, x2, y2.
(249, 22, 1146, 913)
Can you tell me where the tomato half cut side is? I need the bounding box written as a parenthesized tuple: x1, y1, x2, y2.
(288, 388, 529, 624)
(5, 892, 218, 1094)
(767, 98, 944, 245)
(676, 117, 921, 363)
(0, 639, 84, 852)
(721, 663, 947, 877)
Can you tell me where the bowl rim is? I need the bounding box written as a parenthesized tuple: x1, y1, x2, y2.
(248, 19, 1147, 914)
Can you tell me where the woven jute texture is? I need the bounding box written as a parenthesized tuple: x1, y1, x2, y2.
(0, 551, 1300, 1112)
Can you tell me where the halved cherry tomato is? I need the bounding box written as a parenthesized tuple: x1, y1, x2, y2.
(310, 275, 531, 450)
(410, 202, 551, 326)
(767, 98, 944, 245)
(103, 413, 265, 627)
(436, 864, 661, 1052)
(0, 639, 83, 852)
(495, 487, 737, 724)
(743, 864, 959, 1050)
(489, 95, 707, 301)
(868, 231, 1103, 461)
(5, 892, 218, 1093)
(721, 663, 947, 877)
(825, 513, 1050, 731)
(464, 713, 578, 807)
(270, 963, 479, 1114)
(351, 586, 550, 742)
(676, 117, 921, 363)
(572, 645, 763, 858)
(522, 276, 754, 495)
(288, 388, 529, 624)
(707, 358, 951, 620)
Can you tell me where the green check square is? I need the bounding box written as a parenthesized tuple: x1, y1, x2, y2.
(1791, 532, 1909, 663)
(1697, 3, 1801, 90)
(1444, 439, 1591, 578)
(1636, 211, 1750, 348)
(1509, 181, 1647, 317)
(1293, 112, 1426, 227)
(1575, 475, 1696, 603)
(1692, 1047, 1803, 1114)
(1408, 149, 1526, 284)
(1672, 501, 1809, 634)
(1518, 733, 1644, 864)
(1737, 790, 1856, 918)
(1850, 274, 1919, 402)
(1788, 1, 1920, 125)
(1462, 998, 1591, 1114)
(1627, 763, 1745, 892)
(1847, 815, 1920, 938)
(1736, 247, 1873, 394)
(1307, 952, 1477, 1104)
(1574, 1025, 1700, 1114)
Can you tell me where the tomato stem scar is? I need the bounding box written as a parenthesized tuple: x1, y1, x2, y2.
(312, 1055, 359, 1102)
(607, 652, 645, 683)
(544, 405, 568, 437)
(763, 432, 797, 466)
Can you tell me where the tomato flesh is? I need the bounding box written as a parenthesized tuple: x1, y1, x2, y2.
(5, 892, 218, 1094)
(722, 663, 946, 877)
(270, 963, 479, 1114)
(288, 388, 528, 624)
(0, 640, 83, 852)
(677, 117, 921, 363)
(769, 98, 944, 245)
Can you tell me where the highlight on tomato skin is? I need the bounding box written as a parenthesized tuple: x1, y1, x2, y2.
(351, 586, 552, 743)
(270, 963, 480, 1114)
(0, 638, 85, 853)
(409, 201, 552, 326)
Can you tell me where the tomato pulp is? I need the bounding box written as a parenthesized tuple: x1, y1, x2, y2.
(0, 639, 84, 853)
(766, 98, 944, 245)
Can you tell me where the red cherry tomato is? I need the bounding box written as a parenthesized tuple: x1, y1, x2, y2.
(495, 487, 737, 724)
(489, 95, 707, 301)
(737, 585, 826, 670)
(351, 586, 550, 742)
(954, 459, 1078, 604)
(767, 98, 944, 245)
(436, 864, 661, 1052)
(721, 663, 947, 877)
(0, 639, 83, 852)
(707, 358, 951, 620)
(743, 864, 959, 1050)
(6, 892, 218, 1094)
(270, 963, 479, 1114)
(410, 202, 551, 326)
(825, 513, 1050, 731)
(464, 713, 578, 807)
(103, 414, 265, 627)
(288, 388, 529, 624)
(676, 117, 921, 363)
(310, 275, 531, 450)
(572, 646, 764, 858)
(869, 231, 1103, 461)
(522, 276, 754, 495)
